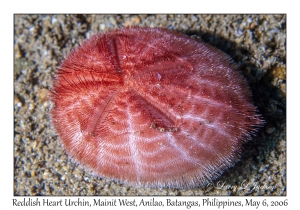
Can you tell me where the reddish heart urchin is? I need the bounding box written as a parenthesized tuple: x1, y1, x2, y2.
(50, 27, 263, 189)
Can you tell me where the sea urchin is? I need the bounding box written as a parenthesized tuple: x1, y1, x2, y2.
(50, 27, 263, 189)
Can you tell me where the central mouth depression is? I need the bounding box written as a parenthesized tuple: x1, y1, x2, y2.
(50, 27, 263, 189)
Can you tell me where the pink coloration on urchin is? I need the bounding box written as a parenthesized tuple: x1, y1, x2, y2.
(50, 27, 263, 189)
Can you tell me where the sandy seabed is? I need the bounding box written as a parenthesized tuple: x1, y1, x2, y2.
(14, 14, 286, 196)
